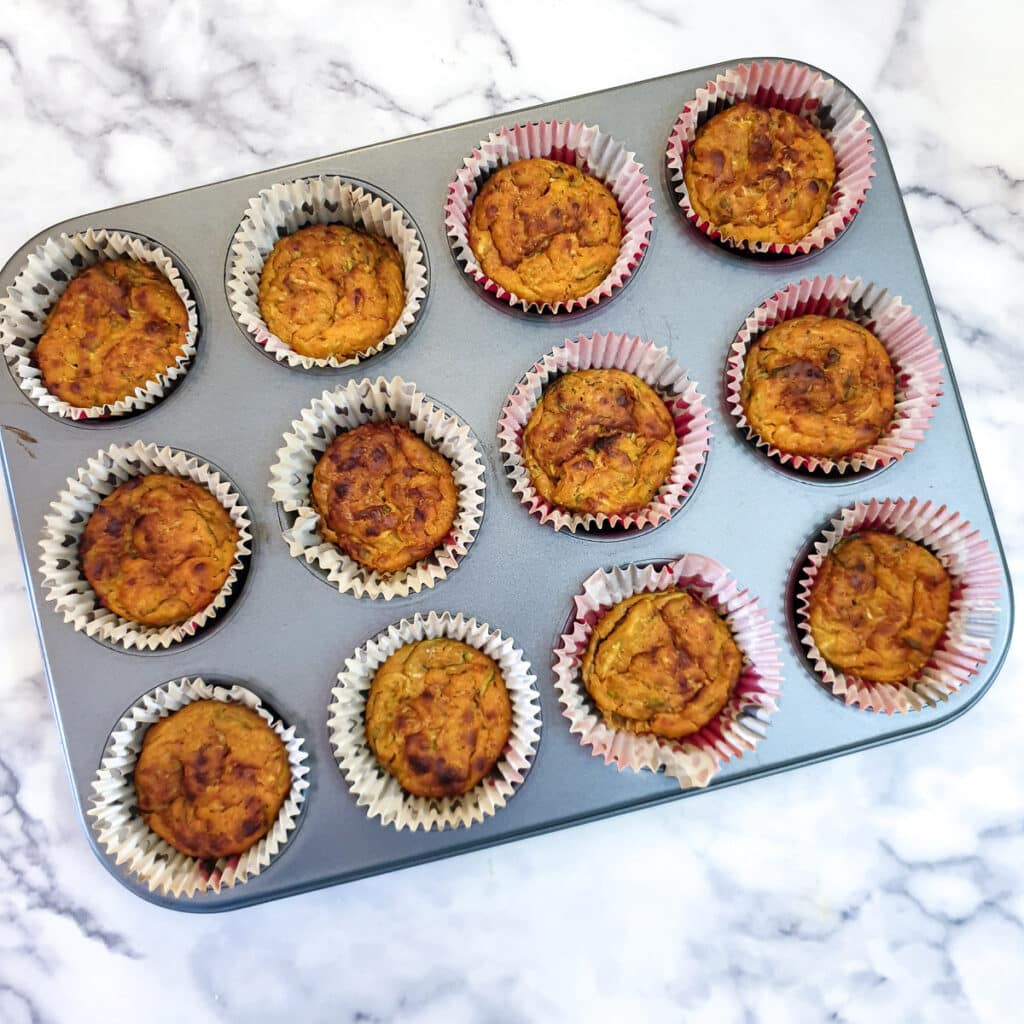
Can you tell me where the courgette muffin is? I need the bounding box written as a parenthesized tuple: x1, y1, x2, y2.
(582, 589, 742, 740)
(468, 158, 622, 304)
(740, 314, 895, 459)
(258, 223, 404, 361)
(808, 531, 951, 684)
(521, 368, 676, 516)
(35, 259, 189, 408)
(683, 102, 836, 245)
(134, 700, 291, 860)
(365, 637, 512, 798)
(79, 473, 239, 627)
(311, 421, 458, 574)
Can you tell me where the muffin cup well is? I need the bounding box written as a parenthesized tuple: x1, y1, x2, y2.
(328, 611, 541, 831)
(38, 442, 252, 651)
(89, 677, 309, 898)
(666, 60, 875, 256)
(0, 229, 198, 419)
(795, 498, 1002, 713)
(444, 120, 654, 314)
(727, 275, 944, 474)
(498, 332, 711, 533)
(553, 553, 782, 787)
(227, 176, 428, 370)
(268, 376, 485, 600)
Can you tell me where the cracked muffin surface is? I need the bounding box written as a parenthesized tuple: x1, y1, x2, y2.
(35, 259, 189, 408)
(467, 158, 622, 304)
(258, 223, 404, 360)
(80, 473, 239, 627)
(808, 531, 951, 684)
(365, 638, 512, 799)
(134, 700, 291, 860)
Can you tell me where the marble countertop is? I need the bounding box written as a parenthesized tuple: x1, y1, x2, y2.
(1, 2, 1021, 1021)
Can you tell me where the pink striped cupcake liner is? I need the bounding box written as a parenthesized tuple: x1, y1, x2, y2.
(445, 120, 654, 313)
(795, 498, 1002, 713)
(666, 60, 875, 256)
(727, 275, 943, 474)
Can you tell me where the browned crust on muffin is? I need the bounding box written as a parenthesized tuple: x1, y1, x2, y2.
(582, 589, 742, 740)
(808, 531, 951, 684)
(740, 315, 895, 459)
(79, 473, 239, 627)
(134, 700, 291, 860)
(258, 223, 404, 360)
(35, 259, 189, 408)
(468, 158, 622, 304)
(683, 102, 836, 245)
(311, 421, 457, 575)
(521, 368, 676, 516)
(365, 638, 512, 798)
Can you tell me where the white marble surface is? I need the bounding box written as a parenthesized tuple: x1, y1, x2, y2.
(1, 1, 1022, 1021)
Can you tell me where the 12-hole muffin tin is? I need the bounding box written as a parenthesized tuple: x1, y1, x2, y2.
(0, 58, 1013, 910)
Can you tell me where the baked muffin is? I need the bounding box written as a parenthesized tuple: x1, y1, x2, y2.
(740, 315, 895, 459)
(34, 259, 189, 408)
(521, 368, 676, 516)
(468, 158, 622, 304)
(683, 102, 836, 245)
(134, 700, 291, 860)
(365, 638, 512, 798)
(80, 473, 239, 627)
(582, 589, 742, 740)
(808, 531, 951, 684)
(258, 223, 404, 361)
(311, 421, 458, 574)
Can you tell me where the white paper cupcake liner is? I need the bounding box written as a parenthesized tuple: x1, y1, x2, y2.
(328, 611, 541, 831)
(38, 442, 252, 651)
(727, 275, 944, 473)
(666, 60, 875, 256)
(0, 228, 198, 419)
(444, 119, 654, 313)
(89, 677, 309, 898)
(268, 376, 485, 600)
(795, 498, 1002, 713)
(227, 176, 428, 370)
(498, 332, 711, 532)
(552, 554, 782, 787)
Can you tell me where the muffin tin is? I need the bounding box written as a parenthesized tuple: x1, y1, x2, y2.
(0, 58, 1013, 911)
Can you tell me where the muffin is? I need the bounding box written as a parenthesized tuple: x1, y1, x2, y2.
(365, 637, 512, 798)
(683, 102, 836, 245)
(582, 589, 742, 740)
(808, 531, 951, 684)
(258, 223, 404, 361)
(468, 158, 622, 304)
(311, 421, 458, 574)
(79, 473, 239, 627)
(740, 314, 895, 459)
(134, 700, 292, 860)
(521, 368, 676, 516)
(34, 259, 189, 408)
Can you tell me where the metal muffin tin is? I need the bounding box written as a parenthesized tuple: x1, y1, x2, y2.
(0, 58, 1013, 911)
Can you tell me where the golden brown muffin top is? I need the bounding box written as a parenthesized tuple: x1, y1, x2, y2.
(311, 421, 458, 575)
(684, 102, 836, 245)
(35, 259, 189, 409)
(582, 589, 742, 740)
(468, 158, 622, 304)
(258, 223, 404, 361)
(80, 473, 239, 628)
(365, 638, 512, 799)
(134, 700, 291, 860)
(740, 315, 895, 459)
(521, 368, 676, 516)
(808, 531, 951, 684)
